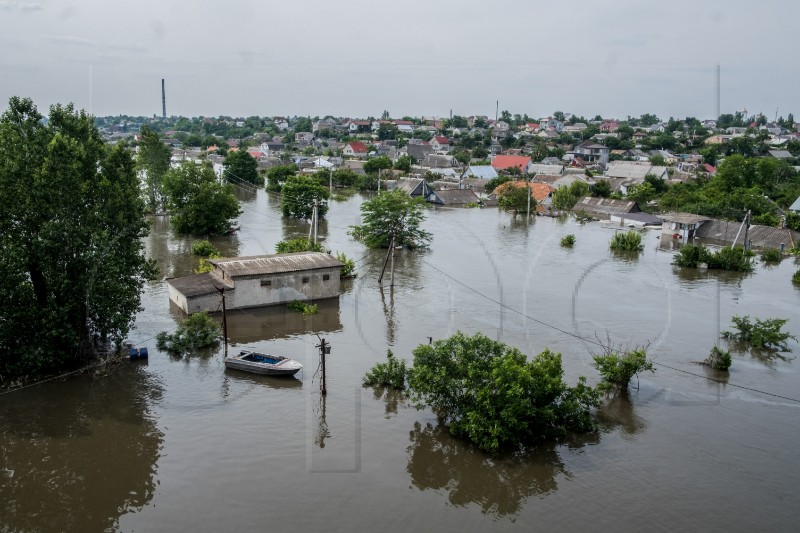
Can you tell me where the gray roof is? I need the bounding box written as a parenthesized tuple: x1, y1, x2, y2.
(428, 188, 480, 205)
(575, 197, 639, 216)
(658, 213, 712, 225)
(789, 196, 800, 212)
(405, 144, 433, 161)
(769, 150, 793, 159)
(167, 272, 233, 298)
(695, 219, 800, 250)
(395, 177, 428, 196)
(467, 165, 498, 179)
(610, 212, 663, 225)
(209, 252, 342, 277)
(529, 163, 564, 176)
(605, 161, 668, 180)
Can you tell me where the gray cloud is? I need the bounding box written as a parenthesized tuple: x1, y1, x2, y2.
(0, 0, 43, 11)
(42, 34, 146, 53)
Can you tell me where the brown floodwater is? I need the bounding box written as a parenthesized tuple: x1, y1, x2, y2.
(2, 185, 800, 532)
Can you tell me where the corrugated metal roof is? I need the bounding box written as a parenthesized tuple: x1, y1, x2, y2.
(576, 197, 639, 215)
(429, 189, 480, 205)
(167, 273, 234, 298)
(209, 252, 342, 277)
(659, 213, 712, 225)
(695, 220, 799, 250)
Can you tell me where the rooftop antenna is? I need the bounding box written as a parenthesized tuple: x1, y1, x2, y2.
(161, 78, 167, 119)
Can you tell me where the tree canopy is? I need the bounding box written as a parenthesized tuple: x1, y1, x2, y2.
(222, 150, 260, 185)
(280, 175, 330, 219)
(136, 125, 172, 212)
(0, 97, 156, 377)
(162, 162, 241, 235)
(350, 190, 431, 249)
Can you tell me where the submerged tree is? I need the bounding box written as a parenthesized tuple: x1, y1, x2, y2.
(162, 161, 241, 235)
(280, 175, 330, 219)
(0, 97, 156, 377)
(350, 190, 431, 249)
(222, 150, 260, 185)
(136, 125, 172, 213)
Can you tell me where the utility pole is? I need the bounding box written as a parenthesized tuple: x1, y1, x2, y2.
(390, 237, 395, 287)
(377, 168, 381, 192)
(216, 286, 228, 358)
(378, 233, 395, 284)
(526, 177, 531, 218)
(316, 337, 329, 396)
(743, 209, 751, 254)
(313, 200, 318, 244)
(329, 166, 333, 194)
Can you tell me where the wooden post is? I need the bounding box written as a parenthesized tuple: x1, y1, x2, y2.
(743, 210, 751, 253)
(378, 233, 394, 284)
(320, 338, 328, 396)
(216, 286, 228, 358)
(390, 238, 395, 287)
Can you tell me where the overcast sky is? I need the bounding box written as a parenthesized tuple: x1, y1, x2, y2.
(0, 0, 796, 121)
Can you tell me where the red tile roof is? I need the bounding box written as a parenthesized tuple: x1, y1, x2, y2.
(347, 141, 368, 153)
(491, 155, 531, 171)
(433, 136, 449, 144)
(493, 180, 554, 202)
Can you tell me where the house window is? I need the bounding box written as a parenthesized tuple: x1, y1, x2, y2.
(260, 279, 271, 287)
(323, 274, 330, 281)
(302, 277, 309, 284)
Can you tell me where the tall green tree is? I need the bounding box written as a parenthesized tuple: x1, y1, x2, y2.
(136, 125, 172, 212)
(162, 162, 241, 235)
(222, 150, 260, 185)
(0, 97, 156, 377)
(280, 175, 329, 219)
(363, 155, 393, 174)
(496, 182, 535, 215)
(350, 190, 431, 248)
(266, 163, 297, 192)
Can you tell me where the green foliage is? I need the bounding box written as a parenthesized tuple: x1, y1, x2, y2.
(331, 168, 358, 187)
(407, 332, 600, 454)
(162, 162, 241, 235)
(194, 252, 221, 274)
(363, 155, 393, 174)
(484, 175, 511, 193)
(0, 97, 156, 377)
(752, 212, 780, 227)
(336, 252, 356, 278)
(192, 240, 219, 257)
(363, 350, 407, 390)
(136, 125, 172, 213)
(561, 234, 576, 247)
(497, 182, 534, 215)
(705, 346, 732, 371)
(350, 190, 431, 249)
(760, 248, 782, 263)
(609, 231, 644, 251)
(156, 312, 221, 354)
(592, 349, 654, 392)
(590, 179, 612, 198)
(626, 182, 657, 205)
(786, 212, 800, 232)
(222, 150, 260, 185)
(551, 181, 589, 211)
(287, 300, 318, 315)
(393, 155, 414, 172)
(673, 244, 754, 272)
(721, 316, 796, 351)
(275, 238, 325, 254)
(280, 175, 330, 219)
(793, 269, 800, 284)
(266, 164, 298, 192)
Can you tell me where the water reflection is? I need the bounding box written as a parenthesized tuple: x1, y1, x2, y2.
(380, 285, 397, 345)
(222, 300, 343, 344)
(406, 422, 600, 517)
(671, 265, 749, 286)
(596, 393, 647, 438)
(313, 394, 330, 448)
(371, 387, 405, 417)
(0, 365, 162, 533)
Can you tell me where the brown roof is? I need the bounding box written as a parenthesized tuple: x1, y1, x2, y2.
(493, 181, 554, 202)
(430, 189, 480, 205)
(167, 273, 233, 298)
(575, 196, 639, 215)
(658, 213, 712, 225)
(209, 252, 342, 278)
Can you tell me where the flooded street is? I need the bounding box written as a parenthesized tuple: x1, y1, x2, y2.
(3, 186, 800, 532)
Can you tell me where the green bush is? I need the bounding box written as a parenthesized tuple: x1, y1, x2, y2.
(592, 348, 654, 392)
(674, 244, 754, 273)
(760, 248, 782, 263)
(721, 315, 796, 351)
(287, 300, 318, 315)
(705, 346, 732, 370)
(275, 238, 326, 254)
(156, 312, 221, 354)
(192, 239, 219, 257)
(363, 349, 407, 390)
(793, 269, 800, 284)
(336, 252, 356, 278)
(609, 231, 644, 251)
(561, 234, 576, 247)
(407, 332, 600, 454)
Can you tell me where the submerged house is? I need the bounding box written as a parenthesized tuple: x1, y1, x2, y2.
(167, 252, 343, 314)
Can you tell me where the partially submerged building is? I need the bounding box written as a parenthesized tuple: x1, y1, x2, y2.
(167, 252, 343, 314)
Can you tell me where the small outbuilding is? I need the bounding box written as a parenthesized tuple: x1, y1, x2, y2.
(167, 252, 342, 314)
(426, 188, 480, 206)
(658, 213, 711, 240)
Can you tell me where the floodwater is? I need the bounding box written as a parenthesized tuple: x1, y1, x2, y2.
(3, 185, 800, 532)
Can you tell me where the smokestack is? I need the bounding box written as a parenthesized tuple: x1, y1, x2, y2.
(716, 65, 720, 119)
(161, 78, 166, 119)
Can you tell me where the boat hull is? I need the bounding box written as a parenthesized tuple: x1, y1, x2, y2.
(224, 351, 303, 377)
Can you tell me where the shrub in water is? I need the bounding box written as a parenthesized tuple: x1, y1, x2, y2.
(156, 312, 221, 354)
(275, 238, 326, 254)
(609, 231, 644, 251)
(592, 348, 654, 392)
(721, 315, 796, 351)
(705, 346, 732, 370)
(363, 349, 407, 390)
(287, 300, 318, 315)
(192, 239, 219, 257)
(336, 252, 357, 278)
(561, 234, 576, 247)
(674, 244, 754, 273)
(760, 248, 782, 263)
(793, 269, 800, 284)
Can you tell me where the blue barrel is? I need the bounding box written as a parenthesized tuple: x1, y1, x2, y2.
(129, 347, 149, 360)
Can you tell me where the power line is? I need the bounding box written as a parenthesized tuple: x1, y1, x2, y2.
(419, 257, 800, 404)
